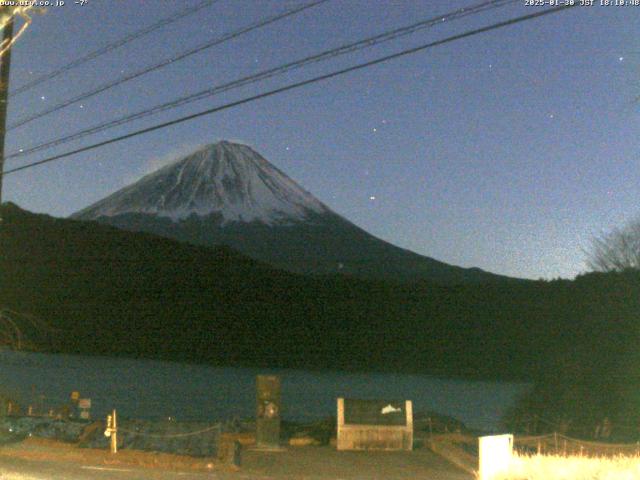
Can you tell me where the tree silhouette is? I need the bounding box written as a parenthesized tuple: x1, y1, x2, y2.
(586, 218, 640, 272)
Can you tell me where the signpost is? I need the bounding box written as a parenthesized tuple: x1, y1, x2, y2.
(104, 409, 118, 453)
(78, 398, 91, 419)
(256, 375, 282, 450)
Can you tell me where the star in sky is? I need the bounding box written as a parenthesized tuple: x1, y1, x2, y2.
(5, 0, 637, 281)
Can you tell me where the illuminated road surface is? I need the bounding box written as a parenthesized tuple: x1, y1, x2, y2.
(0, 446, 473, 479)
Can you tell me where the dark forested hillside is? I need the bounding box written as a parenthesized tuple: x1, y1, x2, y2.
(2, 203, 640, 432)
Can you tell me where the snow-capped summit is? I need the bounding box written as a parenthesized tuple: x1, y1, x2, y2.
(73, 141, 327, 225)
(72, 140, 510, 284)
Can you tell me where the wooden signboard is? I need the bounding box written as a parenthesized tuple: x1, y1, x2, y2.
(337, 398, 413, 451)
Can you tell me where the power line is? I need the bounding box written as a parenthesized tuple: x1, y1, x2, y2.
(7, 0, 330, 130)
(1, 5, 577, 179)
(9, 0, 220, 98)
(6, 0, 517, 161)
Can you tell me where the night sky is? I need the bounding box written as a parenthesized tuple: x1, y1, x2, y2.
(2, 0, 638, 280)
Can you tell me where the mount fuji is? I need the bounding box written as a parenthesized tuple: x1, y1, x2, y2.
(72, 141, 508, 283)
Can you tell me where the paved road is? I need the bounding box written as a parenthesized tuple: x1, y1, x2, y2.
(237, 446, 474, 480)
(0, 455, 222, 480)
(0, 446, 473, 480)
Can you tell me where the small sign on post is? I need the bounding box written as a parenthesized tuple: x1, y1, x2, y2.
(478, 434, 513, 480)
(78, 398, 91, 419)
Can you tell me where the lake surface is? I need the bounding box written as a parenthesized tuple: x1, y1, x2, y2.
(0, 350, 529, 432)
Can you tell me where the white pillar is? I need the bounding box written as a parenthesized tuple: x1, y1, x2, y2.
(479, 434, 513, 480)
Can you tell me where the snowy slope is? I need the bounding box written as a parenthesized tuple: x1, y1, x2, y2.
(73, 141, 327, 225)
(72, 141, 511, 283)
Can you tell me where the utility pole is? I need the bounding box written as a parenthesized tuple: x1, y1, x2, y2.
(0, 17, 13, 223)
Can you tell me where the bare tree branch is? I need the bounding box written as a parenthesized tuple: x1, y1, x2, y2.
(586, 218, 640, 272)
(0, 308, 51, 350)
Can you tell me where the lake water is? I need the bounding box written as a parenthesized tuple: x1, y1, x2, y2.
(0, 350, 529, 432)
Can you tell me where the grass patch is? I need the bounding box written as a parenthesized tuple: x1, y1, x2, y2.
(495, 452, 640, 480)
